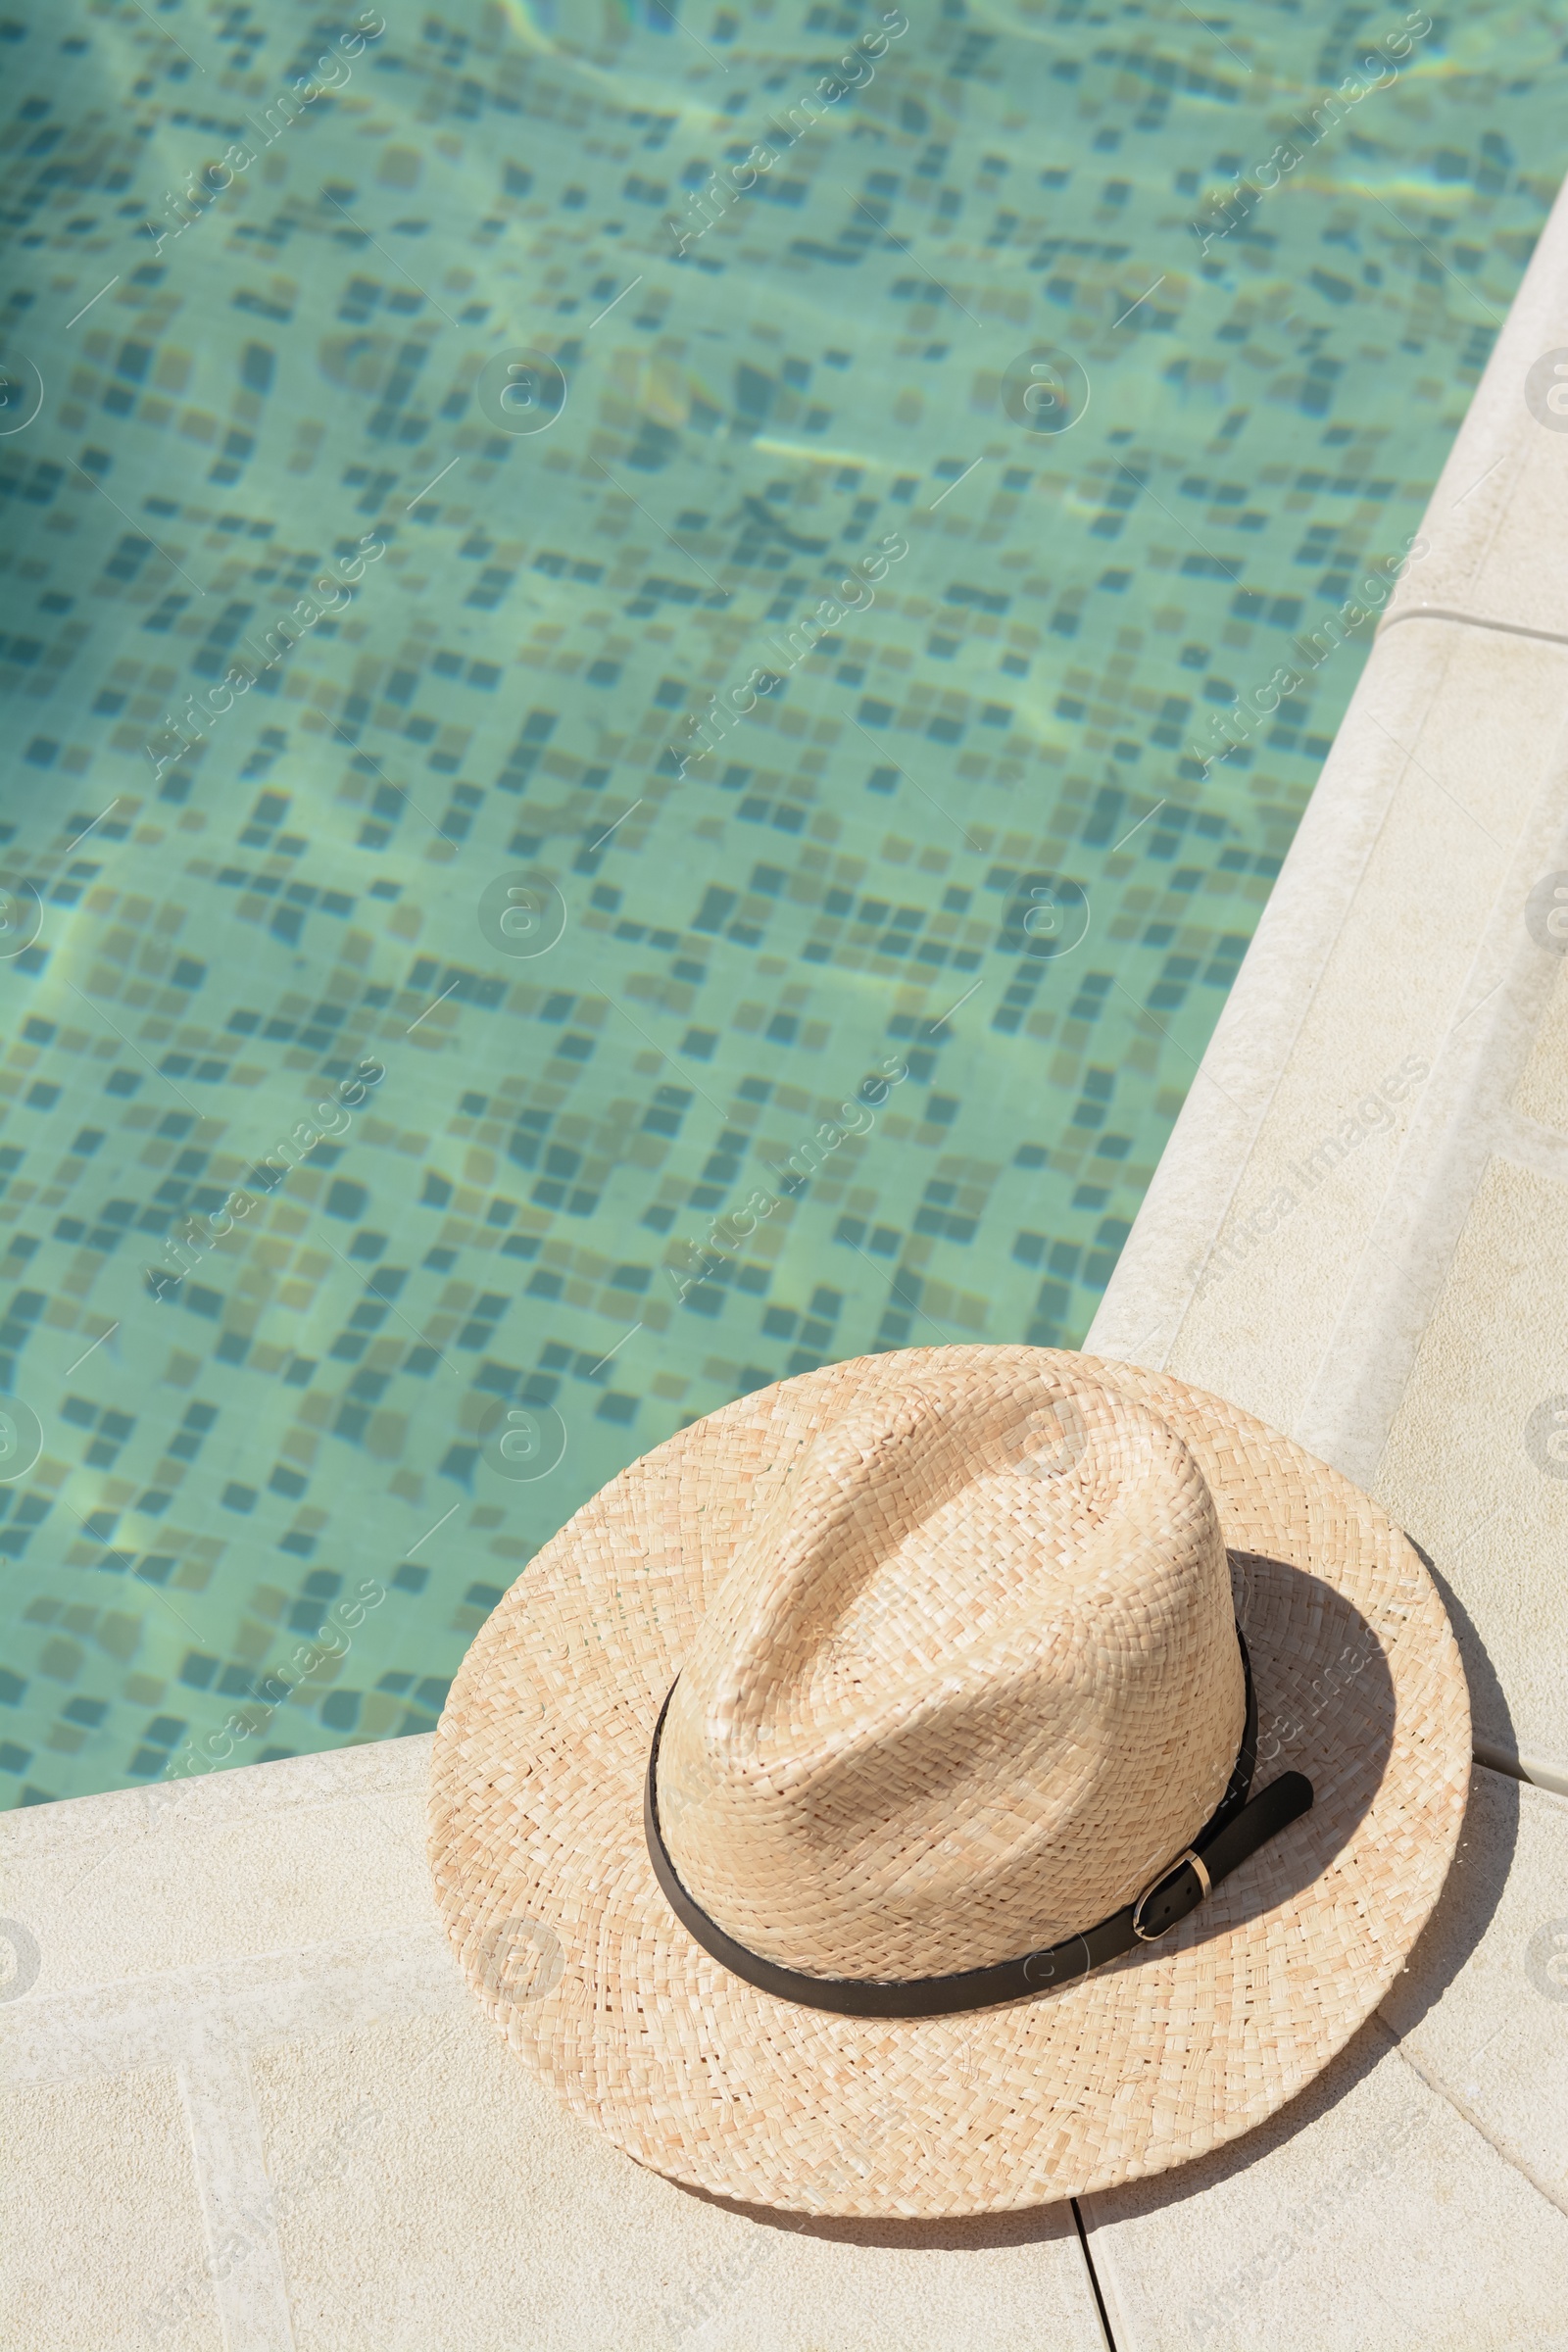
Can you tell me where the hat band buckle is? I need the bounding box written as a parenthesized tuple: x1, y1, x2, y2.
(1131, 1846, 1212, 1942)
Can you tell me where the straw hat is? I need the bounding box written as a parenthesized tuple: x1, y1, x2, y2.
(428, 1347, 1469, 2218)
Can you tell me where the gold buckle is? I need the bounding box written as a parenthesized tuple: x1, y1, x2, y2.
(1131, 1847, 1211, 1942)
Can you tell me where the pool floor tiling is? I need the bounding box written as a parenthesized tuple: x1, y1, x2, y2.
(0, 0, 1564, 1803)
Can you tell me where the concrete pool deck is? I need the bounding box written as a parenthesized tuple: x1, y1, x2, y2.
(6, 186, 1568, 2352)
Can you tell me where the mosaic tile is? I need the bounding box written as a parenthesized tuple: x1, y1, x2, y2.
(0, 0, 1561, 1802)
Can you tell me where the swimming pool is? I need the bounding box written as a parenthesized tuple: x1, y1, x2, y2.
(0, 0, 1561, 1805)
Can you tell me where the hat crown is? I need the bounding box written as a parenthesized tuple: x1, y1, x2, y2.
(658, 1368, 1246, 1980)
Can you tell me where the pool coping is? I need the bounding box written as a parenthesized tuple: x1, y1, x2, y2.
(1088, 166, 1568, 1803)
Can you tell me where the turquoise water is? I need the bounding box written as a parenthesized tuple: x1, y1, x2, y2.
(0, 0, 1561, 1806)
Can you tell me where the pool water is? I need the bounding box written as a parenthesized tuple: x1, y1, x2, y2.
(0, 0, 1561, 1805)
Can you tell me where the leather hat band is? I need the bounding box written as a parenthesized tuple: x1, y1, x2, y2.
(644, 1626, 1314, 2020)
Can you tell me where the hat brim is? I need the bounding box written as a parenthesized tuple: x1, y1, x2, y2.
(428, 1347, 1469, 2219)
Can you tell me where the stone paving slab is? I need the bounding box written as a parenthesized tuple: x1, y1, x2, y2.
(1081, 1764, 1568, 2350)
(6, 1739, 1566, 2347)
(1082, 2020, 1568, 2352)
(1076, 152, 1568, 2347)
(4, 2065, 222, 2352)
(0, 1737, 1108, 2352)
(252, 2012, 1102, 2352)
(1380, 1767, 1568, 2214)
(0, 1736, 432, 1998)
(1383, 170, 1568, 641)
(1091, 607, 1568, 1788)
(1095, 613, 1568, 1407)
(1372, 1155, 1568, 1789)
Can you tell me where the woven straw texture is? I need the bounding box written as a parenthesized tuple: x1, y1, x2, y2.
(429, 1347, 1470, 2220)
(657, 1371, 1247, 1977)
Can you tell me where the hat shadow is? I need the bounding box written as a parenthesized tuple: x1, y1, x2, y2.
(667, 1547, 1505, 2250)
(1064, 1543, 1515, 2232)
(1164, 1556, 1397, 1957)
(1407, 1534, 1522, 1792)
(1196, 1549, 1512, 2004)
(670, 2178, 1080, 2252)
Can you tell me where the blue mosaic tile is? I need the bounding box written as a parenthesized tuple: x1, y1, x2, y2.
(0, 0, 1562, 1802)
